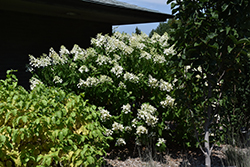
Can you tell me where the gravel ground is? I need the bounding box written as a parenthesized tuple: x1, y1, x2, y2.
(102, 145, 227, 167)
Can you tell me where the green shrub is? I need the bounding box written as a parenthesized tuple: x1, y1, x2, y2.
(0, 70, 110, 167)
(27, 32, 196, 148)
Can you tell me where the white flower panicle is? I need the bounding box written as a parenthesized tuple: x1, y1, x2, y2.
(160, 95, 175, 108)
(140, 51, 152, 60)
(96, 54, 111, 66)
(121, 103, 131, 114)
(118, 81, 126, 89)
(148, 75, 158, 88)
(153, 54, 166, 64)
(99, 108, 111, 122)
(164, 45, 176, 55)
(125, 126, 132, 132)
(53, 76, 63, 84)
(104, 129, 113, 136)
(132, 118, 138, 128)
(59, 45, 70, 56)
(111, 64, 123, 77)
(112, 122, 124, 132)
(116, 138, 126, 146)
(29, 54, 51, 68)
(91, 33, 107, 47)
(78, 65, 89, 73)
(30, 77, 43, 90)
(136, 125, 148, 136)
(123, 72, 139, 83)
(159, 79, 173, 92)
(156, 138, 166, 147)
(137, 103, 158, 127)
(77, 75, 113, 88)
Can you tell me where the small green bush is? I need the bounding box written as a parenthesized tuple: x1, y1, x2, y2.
(0, 70, 111, 167)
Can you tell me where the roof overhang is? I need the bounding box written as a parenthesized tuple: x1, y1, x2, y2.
(0, 0, 173, 25)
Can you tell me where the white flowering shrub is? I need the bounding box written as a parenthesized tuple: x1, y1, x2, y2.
(27, 32, 193, 149)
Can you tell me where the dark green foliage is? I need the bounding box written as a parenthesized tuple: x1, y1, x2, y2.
(166, 0, 250, 165)
(135, 27, 142, 35)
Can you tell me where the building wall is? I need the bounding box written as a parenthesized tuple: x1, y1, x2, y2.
(0, 10, 112, 89)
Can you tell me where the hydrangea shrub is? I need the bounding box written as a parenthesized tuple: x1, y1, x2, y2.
(27, 32, 194, 148)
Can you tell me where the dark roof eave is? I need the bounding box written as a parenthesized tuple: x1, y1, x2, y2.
(0, 0, 173, 25)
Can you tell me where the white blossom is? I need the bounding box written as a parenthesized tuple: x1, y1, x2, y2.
(125, 126, 132, 132)
(156, 138, 166, 147)
(136, 125, 148, 136)
(112, 122, 124, 132)
(53, 76, 63, 84)
(132, 119, 138, 128)
(111, 64, 123, 77)
(148, 75, 158, 88)
(159, 79, 173, 92)
(164, 45, 176, 55)
(140, 51, 152, 60)
(78, 65, 89, 73)
(104, 129, 113, 136)
(115, 138, 126, 146)
(118, 81, 126, 89)
(137, 104, 158, 127)
(30, 77, 43, 90)
(121, 103, 131, 114)
(59, 45, 70, 56)
(153, 55, 166, 64)
(96, 54, 111, 66)
(160, 95, 175, 108)
(99, 75, 113, 84)
(123, 72, 139, 83)
(99, 108, 111, 122)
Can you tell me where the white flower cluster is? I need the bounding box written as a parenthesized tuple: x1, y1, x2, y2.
(71, 45, 87, 61)
(123, 72, 139, 83)
(125, 126, 132, 132)
(140, 51, 152, 60)
(118, 81, 126, 89)
(129, 35, 146, 50)
(77, 77, 98, 88)
(148, 75, 158, 88)
(160, 95, 175, 108)
(115, 138, 126, 146)
(112, 122, 124, 132)
(159, 79, 173, 92)
(159, 33, 169, 47)
(78, 65, 89, 73)
(29, 54, 51, 68)
(29, 77, 43, 90)
(136, 125, 148, 136)
(137, 103, 158, 127)
(96, 54, 111, 66)
(91, 33, 107, 47)
(53, 76, 63, 84)
(156, 138, 166, 147)
(148, 75, 173, 92)
(153, 54, 166, 64)
(111, 64, 123, 77)
(104, 129, 113, 136)
(29, 47, 70, 68)
(164, 45, 176, 55)
(59, 45, 70, 56)
(132, 118, 138, 128)
(121, 103, 131, 114)
(150, 33, 161, 44)
(77, 75, 113, 88)
(99, 108, 111, 122)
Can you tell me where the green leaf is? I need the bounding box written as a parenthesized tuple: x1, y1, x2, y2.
(87, 156, 95, 164)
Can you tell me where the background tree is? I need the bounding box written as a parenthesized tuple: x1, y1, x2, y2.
(167, 0, 250, 166)
(149, 19, 179, 37)
(134, 27, 142, 35)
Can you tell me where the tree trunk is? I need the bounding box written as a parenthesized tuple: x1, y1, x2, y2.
(204, 119, 211, 167)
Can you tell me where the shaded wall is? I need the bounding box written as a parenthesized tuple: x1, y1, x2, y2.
(0, 10, 112, 89)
